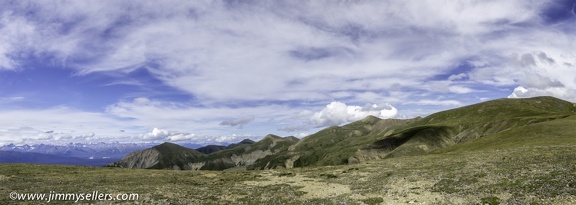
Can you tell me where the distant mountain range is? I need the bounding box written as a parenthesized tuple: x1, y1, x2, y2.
(108, 96, 576, 170)
(0, 141, 208, 166)
(0, 139, 269, 167)
(0, 142, 160, 166)
(0, 151, 117, 166)
(0, 142, 164, 159)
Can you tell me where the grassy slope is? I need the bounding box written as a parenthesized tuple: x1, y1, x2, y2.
(114, 136, 297, 170)
(413, 96, 575, 127)
(197, 135, 298, 170)
(289, 96, 575, 167)
(148, 142, 206, 169)
(291, 117, 416, 167)
(366, 96, 576, 157)
(437, 114, 576, 152)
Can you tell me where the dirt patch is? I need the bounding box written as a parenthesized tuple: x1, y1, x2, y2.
(243, 171, 350, 199)
(201, 173, 218, 178)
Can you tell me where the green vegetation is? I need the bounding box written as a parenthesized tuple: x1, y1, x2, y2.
(197, 135, 298, 170)
(481, 196, 500, 205)
(149, 142, 206, 169)
(291, 117, 416, 167)
(110, 134, 299, 170)
(1, 143, 574, 204)
(287, 96, 576, 167)
(362, 197, 384, 205)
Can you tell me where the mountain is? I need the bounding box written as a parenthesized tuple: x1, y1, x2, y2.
(359, 96, 576, 158)
(195, 145, 227, 154)
(110, 96, 575, 170)
(283, 117, 419, 167)
(0, 151, 118, 166)
(195, 135, 297, 170)
(253, 96, 575, 168)
(0, 142, 160, 159)
(108, 136, 298, 170)
(107, 142, 206, 169)
(195, 139, 256, 154)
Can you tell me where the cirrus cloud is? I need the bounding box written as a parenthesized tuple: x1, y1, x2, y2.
(0, 0, 575, 145)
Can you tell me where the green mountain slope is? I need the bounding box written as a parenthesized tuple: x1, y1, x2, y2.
(109, 135, 298, 170)
(282, 96, 575, 167)
(196, 139, 256, 154)
(149, 142, 207, 169)
(286, 117, 417, 167)
(107, 142, 206, 169)
(358, 96, 576, 158)
(196, 135, 298, 170)
(436, 114, 576, 152)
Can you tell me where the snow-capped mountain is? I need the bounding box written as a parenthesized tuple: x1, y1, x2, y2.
(0, 142, 161, 159)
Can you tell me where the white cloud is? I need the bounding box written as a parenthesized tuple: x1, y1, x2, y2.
(508, 86, 576, 101)
(0, 107, 136, 145)
(183, 134, 261, 145)
(448, 73, 468, 81)
(0, 96, 24, 103)
(277, 124, 311, 132)
(140, 128, 195, 142)
(219, 117, 254, 129)
(508, 86, 529, 98)
(309, 101, 397, 127)
(104, 97, 299, 133)
(407, 100, 463, 106)
(2, 0, 544, 103)
(504, 51, 576, 101)
(420, 81, 476, 94)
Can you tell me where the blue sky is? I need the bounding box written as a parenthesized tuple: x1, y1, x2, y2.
(0, 0, 575, 145)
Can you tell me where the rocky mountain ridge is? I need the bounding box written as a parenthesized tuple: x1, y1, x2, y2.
(108, 134, 298, 170)
(110, 96, 576, 170)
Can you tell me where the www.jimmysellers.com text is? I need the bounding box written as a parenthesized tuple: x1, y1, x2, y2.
(9, 191, 139, 203)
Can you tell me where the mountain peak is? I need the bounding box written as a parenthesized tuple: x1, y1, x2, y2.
(238, 139, 256, 144)
(154, 142, 186, 150)
(361, 115, 381, 123)
(263, 134, 282, 140)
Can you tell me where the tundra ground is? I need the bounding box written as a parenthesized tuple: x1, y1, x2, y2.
(1, 144, 575, 204)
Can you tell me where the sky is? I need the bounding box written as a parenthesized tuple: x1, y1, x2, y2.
(0, 0, 575, 145)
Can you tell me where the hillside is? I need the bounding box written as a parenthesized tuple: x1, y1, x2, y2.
(108, 142, 206, 169)
(271, 117, 418, 168)
(269, 96, 576, 168)
(108, 135, 298, 170)
(358, 96, 576, 159)
(196, 139, 256, 154)
(193, 135, 298, 170)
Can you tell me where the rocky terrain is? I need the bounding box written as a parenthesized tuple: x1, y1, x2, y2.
(108, 134, 299, 170)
